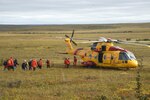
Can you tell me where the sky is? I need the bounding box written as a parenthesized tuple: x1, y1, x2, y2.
(0, 0, 150, 24)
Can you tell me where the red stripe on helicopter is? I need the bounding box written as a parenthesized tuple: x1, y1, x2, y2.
(109, 46, 127, 52)
(74, 48, 83, 55)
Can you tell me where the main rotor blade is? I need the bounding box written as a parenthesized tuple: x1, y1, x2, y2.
(65, 35, 70, 38)
(76, 41, 100, 43)
(71, 30, 74, 39)
(72, 40, 77, 46)
(119, 41, 150, 47)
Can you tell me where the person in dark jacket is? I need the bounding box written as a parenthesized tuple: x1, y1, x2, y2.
(3, 59, 8, 71)
(14, 59, 19, 69)
(46, 59, 51, 68)
(28, 59, 32, 70)
(22, 60, 28, 70)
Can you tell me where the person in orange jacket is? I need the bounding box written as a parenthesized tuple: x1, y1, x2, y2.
(73, 56, 77, 67)
(7, 57, 15, 71)
(64, 58, 70, 68)
(37, 59, 43, 69)
(31, 59, 37, 71)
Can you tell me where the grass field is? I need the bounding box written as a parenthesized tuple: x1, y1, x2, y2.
(0, 23, 150, 100)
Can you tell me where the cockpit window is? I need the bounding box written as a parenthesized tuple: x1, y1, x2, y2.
(119, 52, 130, 60)
(119, 52, 136, 60)
(126, 51, 136, 60)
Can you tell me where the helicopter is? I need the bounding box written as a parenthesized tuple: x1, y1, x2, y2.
(63, 30, 149, 69)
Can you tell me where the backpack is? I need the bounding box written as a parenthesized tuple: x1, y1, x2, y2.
(3, 61, 7, 66)
(7, 60, 12, 66)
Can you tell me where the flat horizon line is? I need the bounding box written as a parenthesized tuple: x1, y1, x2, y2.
(0, 22, 150, 26)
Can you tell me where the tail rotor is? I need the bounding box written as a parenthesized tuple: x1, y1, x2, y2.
(65, 30, 77, 46)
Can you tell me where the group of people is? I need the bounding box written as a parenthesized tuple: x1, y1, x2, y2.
(64, 56, 77, 68)
(21, 59, 51, 71)
(3, 57, 19, 71)
(2, 56, 78, 71)
(3, 57, 51, 71)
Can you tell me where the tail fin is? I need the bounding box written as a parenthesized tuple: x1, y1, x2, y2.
(65, 38, 74, 54)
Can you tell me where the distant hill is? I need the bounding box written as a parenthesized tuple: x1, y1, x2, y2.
(0, 24, 117, 31)
(0, 23, 150, 34)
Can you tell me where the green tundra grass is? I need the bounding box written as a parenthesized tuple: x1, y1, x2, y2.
(0, 23, 150, 100)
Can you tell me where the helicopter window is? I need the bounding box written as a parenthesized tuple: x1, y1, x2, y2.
(104, 55, 106, 60)
(91, 42, 98, 50)
(119, 52, 130, 60)
(102, 45, 106, 51)
(127, 52, 136, 60)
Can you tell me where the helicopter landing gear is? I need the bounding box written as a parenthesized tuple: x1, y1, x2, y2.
(124, 68, 130, 71)
(81, 61, 96, 68)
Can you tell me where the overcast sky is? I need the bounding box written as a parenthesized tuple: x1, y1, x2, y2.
(0, 0, 150, 24)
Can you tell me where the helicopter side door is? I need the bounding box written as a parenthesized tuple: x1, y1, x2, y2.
(103, 53, 112, 64)
(98, 52, 103, 63)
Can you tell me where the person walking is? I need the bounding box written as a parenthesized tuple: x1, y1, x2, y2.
(14, 59, 19, 69)
(73, 56, 77, 67)
(31, 59, 37, 71)
(21, 60, 28, 70)
(7, 57, 14, 71)
(3, 59, 8, 71)
(64, 58, 70, 68)
(46, 59, 51, 68)
(28, 59, 32, 70)
(37, 59, 43, 69)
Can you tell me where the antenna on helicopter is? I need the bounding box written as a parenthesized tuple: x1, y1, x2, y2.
(65, 30, 77, 46)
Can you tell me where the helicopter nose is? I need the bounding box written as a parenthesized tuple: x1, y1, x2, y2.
(128, 60, 138, 68)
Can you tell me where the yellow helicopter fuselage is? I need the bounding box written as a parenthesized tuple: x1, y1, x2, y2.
(65, 38, 138, 68)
